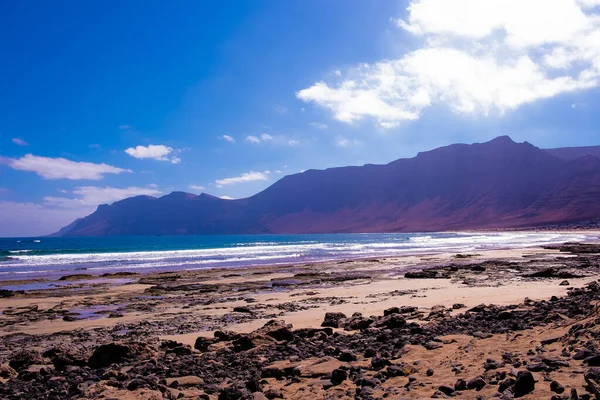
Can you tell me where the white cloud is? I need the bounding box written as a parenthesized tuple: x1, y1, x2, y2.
(189, 185, 206, 191)
(334, 69, 342, 77)
(337, 137, 364, 148)
(44, 186, 161, 208)
(297, 0, 600, 128)
(261, 133, 274, 141)
(4, 154, 130, 180)
(245, 135, 261, 144)
(309, 122, 328, 129)
(215, 171, 269, 186)
(12, 138, 29, 146)
(220, 196, 234, 200)
(221, 134, 236, 143)
(125, 144, 181, 164)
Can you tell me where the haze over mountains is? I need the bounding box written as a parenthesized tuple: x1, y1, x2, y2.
(57, 137, 600, 236)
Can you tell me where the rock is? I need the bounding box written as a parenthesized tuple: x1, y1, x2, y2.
(585, 354, 600, 366)
(340, 313, 373, 331)
(233, 306, 252, 313)
(339, 351, 357, 362)
(386, 364, 416, 377)
(404, 270, 439, 279)
(454, 379, 468, 391)
(370, 357, 390, 371)
(484, 358, 503, 371)
(438, 385, 455, 395)
(452, 303, 466, 309)
(43, 347, 88, 371)
(467, 376, 486, 391)
(0, 289, 16, 298)
(498, 378, 516, 393)
(62, 315, 80, 322)
(559, 280, 570, 286)
(58, 274, 93, 281)
(513, 371, 535, 397)
(569, 388, 578, 400)
(573, 349, 594, 360)
(3, 305, 38, 315)
(364, 348, 377, 358)
(383, 307, 400, 316)
(0, 364, 18, 379)
(375, 314, 406, 329)
(426, 368, 434, 376)
(165, 376, 204, 388)
(550, 380, 564, 394)
(214, 330, 240, 342)
(431, 390, 449, 398)
(233, 334, 275, 352)
(88, 342, 155, 369)
(108, 312, 124, 318)
(321, 312, 347, 328)
(8, 349, 43, 372)
(194, 336, 216, 352)
(261, 362, 301, 379)
(331, 368, 347, 384)
(219, 386, 250, 400)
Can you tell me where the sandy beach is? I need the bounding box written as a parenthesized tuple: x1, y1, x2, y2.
(2, 238, 600, 399)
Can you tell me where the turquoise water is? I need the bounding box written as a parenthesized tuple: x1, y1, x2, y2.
(0, 232, 590, 280)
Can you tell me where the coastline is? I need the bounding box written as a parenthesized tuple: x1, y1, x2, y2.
(2, 238, 600, 398)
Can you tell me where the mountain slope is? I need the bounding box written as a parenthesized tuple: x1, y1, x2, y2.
(57, 136, 600, 236)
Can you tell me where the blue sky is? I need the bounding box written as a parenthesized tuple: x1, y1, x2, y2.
(1, 0, 600, 236)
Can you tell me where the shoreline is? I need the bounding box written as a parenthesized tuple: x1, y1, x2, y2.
(2, 240, 600, 398)
(1, 230, 598, 285)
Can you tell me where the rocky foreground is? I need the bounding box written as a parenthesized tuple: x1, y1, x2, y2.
(2, 243, 600, 399)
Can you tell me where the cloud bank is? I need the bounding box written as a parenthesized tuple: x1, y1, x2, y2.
(297, 0, 600, 128)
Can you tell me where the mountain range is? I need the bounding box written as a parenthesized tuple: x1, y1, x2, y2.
(56, 136, 600, 236)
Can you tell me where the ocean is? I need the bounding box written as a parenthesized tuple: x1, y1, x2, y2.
(0, 232, 592, 281)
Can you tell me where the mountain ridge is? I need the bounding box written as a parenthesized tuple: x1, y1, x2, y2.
(56, 136, 600, 236)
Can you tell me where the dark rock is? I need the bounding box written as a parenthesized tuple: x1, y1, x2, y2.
(321, 312, 347, 328)
(454, 379, 467, 391)
(585, 355, 600, 366)
(467, 376, 486, 391)
(8, 350, 43, 372)
(438, 385, 455, 395)
(339, 351, 357, 362)
(498, 378, 516, 393)
(404, 270, 439, 279)
(233, 306, 253, 313)
(484, 358, 503, 371)
(370, 357, 390, 371)
(550, 380, 564, 394)
(560, 280, 570, 286)
(426, 368, 434, 376)
(513, 371, 535, 397)
(452, 303, 466, 309)
(194, 336, 216, 352)
(88, 342, 154, 369)
(331, 368, 347, 385)
(364, 348, 377, 358)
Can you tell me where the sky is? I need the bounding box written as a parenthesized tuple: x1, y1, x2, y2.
(1, 0, 600, 236)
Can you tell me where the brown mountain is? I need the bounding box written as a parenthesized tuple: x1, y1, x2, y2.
(57, 136, 600, 236)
